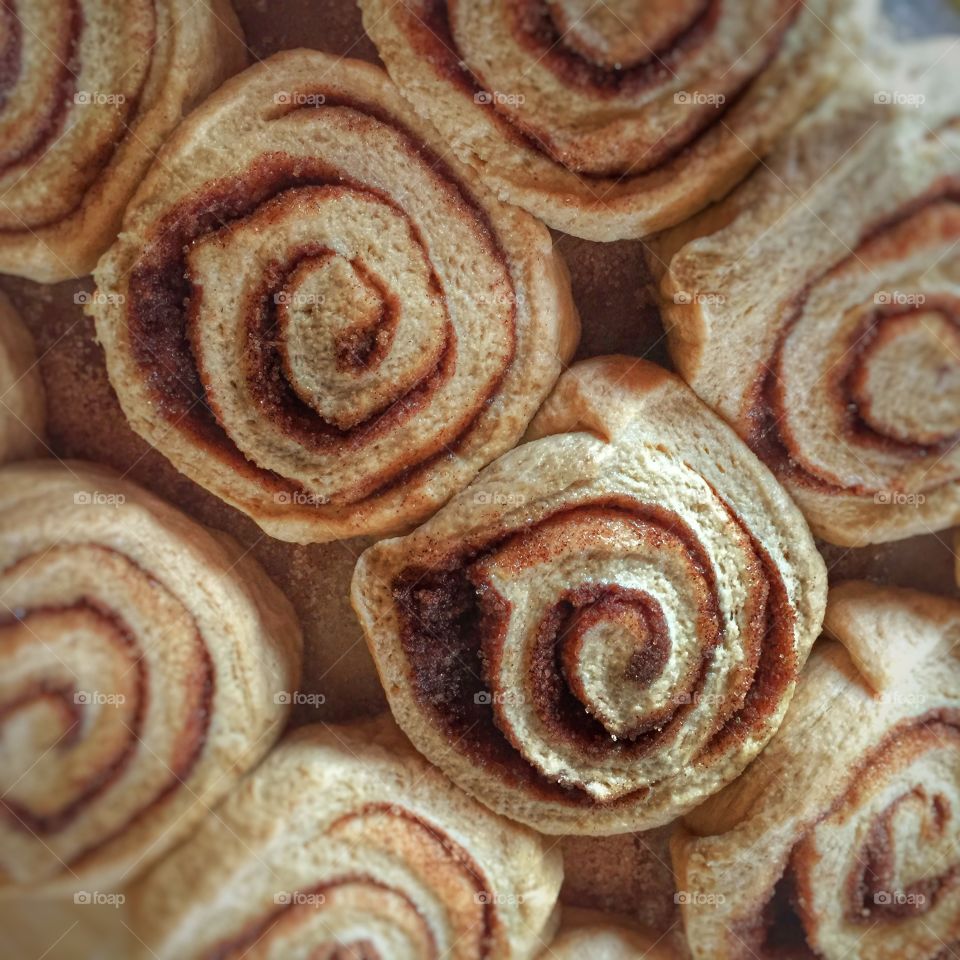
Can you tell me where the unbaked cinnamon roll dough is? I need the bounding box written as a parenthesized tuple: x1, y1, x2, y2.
(0, 461, 301, 896)
(0, 0, 247, 282)
(1, 3, 957, 949)
(92, 49, 578, 545)
(353, 357, 827, 834)
(655, 45, 960, 545)
(674, 582, 960, 960)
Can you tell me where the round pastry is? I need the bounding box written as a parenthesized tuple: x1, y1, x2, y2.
(0, 460, 301, 896)
(0, 0, 247, 283)
(93, 49, 579, 545)
(0, 293, 45, 463)
(352, 357, 827, 834)
(359, 0, 873, 241)
(131, 720, 563, 959)
(673, 581, 960, 960)
(657, 47, 960, 545)
(540, 909, 678, 960)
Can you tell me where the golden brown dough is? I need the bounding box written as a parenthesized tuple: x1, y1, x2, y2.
(656, 45, 960, 545)
(93, 49, 579, 544)
(0, 0, 247, 282)
(673, 581, 960, 960)
(0, 460, 301, 896)
(131, 720, 563, 959)
(352, 356, 826, 834)
(360, 0, 874, 240)
(0, 292, 45, 463)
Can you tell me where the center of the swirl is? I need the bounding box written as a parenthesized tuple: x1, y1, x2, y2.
(278, 252, 400, 430)
(850, 308, 960, 446)
(560, 591, 671, 739)
(550, 0, 707, 68)
(859, 787, 953, 919)
(0, 604, 140, 828)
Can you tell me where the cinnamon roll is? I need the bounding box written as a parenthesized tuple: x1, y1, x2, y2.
(673, 581, 960, 960)
(93, 50, 579, 544)
(0, 0, 247, 282)
(359, 0, 873, 241)
(352, 357, 827, 834)
(131, 720, 563, 960)
(0, 293, 44, 463)
(657, 47, 960, 545)
(0, 461, 301, 895)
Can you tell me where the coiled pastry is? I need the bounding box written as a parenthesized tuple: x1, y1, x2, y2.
(359, 0, 873, 240)
(0, 0, 247, 282)
(657, 48, 960, 545)
(93, 49, 579, 544)
(352, 357, 827, 834)
(0, 293, 44, 463)
(0, 461, 301, 895)
(131, 721, 563, 959)
(673, 581, 960, 960)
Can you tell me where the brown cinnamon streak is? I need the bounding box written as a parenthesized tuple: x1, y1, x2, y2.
(0, 599, 146, 836)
